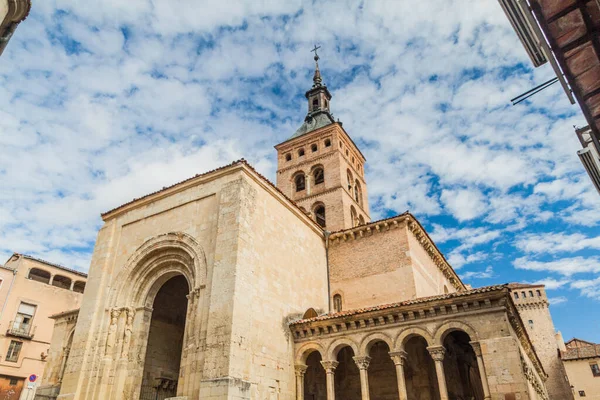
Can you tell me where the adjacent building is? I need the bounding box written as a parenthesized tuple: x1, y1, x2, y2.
(0, 0, 31, 56)
(0, 254, 86, 400)
(562, 338, 600, 399)
(498, 0, 600, 194)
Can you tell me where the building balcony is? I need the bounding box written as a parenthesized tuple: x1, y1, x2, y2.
(7, 321, 35, 339)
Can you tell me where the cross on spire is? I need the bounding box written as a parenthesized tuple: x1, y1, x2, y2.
(311, 44, 321, 61)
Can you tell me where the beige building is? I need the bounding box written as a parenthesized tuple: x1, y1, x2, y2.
(562, 339, 600, 399)
(0, 0, 31, 56)
(37, 55, 572, 400)
(0, 254, 86, 400)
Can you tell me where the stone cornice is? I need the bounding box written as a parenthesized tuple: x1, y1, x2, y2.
(514, 301, 549, 311)
(328, 213, 465, 292)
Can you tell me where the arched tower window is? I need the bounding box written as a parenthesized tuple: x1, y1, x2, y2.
(312, 98, 319, 110)
(295, 174, 306, 192)
(311, 144, 318, 152)
(350, 206, 358, 227)
(358, 215, 365, 225)
(346, 170, 354, 195)
(354, 180, 362, 205)
(313, 167, 324, 185)
(285, 153, 291, 161)
(298, 148, 305, 157)
(333, 294, 342, 312)
(314, 204, 326, 228)
(324, 139, 331, 147)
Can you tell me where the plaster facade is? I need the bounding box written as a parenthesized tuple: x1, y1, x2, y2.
(0, 255, 86, 400)
(562, 339, 600, 399)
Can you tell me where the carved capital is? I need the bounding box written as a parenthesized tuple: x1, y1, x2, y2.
(427, 345, 446, 362)
(353, 356, 371, 370)
(389, 350, 408, 366)
(320, 360, 339, 372)
(469, 341, 482, 357)
(295, 364, 308, 377)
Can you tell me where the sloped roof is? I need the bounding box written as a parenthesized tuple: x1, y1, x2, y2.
(8, 253, 87, 278)
(290, 284, 508, 325)
(290, 111, 335, 140)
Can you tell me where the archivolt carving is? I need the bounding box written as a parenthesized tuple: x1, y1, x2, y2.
(295, 342, 326, 364)
(394, 327, 434, 351)
(109, 232, 207, 307)
(358, 332, 394, 357)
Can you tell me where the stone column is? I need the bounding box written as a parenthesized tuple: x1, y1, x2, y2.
(353, 356, 371, 400)
(389, 351, 409, 400)
(427, 346, 449, 400)
(69, 280, 75, 291)
(48, 275, 54, 285)
(320, 360, 339, 400)
(470, 341, 491, 400)
(295, 364, 308, 400)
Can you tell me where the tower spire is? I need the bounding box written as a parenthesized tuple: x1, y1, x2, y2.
(311, 44, 322, 87)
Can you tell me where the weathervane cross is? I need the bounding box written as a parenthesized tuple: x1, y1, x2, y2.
(311, 44, 321, 59)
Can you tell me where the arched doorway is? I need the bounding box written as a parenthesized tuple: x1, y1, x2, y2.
(139, 275, 189, 400)
(304, 351, 326, 400)
(443, 331, 484, 400)
(334, 346, 360, 400)
(368, 341, 399, 400)
(404, 336, 439, 400)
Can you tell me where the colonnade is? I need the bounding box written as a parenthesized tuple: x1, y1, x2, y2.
(295, 340, 491, 400)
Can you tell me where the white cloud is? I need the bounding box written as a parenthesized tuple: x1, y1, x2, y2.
(441, 188, 487, 221)
(514, 257, 600, 276)
(460, 266, 494, 280)
(548, 296, 568, 305)
(531, 278, 571, 290)
(570, 277, 600, 300)
(516, 232, 600, 254)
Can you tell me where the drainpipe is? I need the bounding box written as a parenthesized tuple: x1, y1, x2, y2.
(324, 230, 331, 313)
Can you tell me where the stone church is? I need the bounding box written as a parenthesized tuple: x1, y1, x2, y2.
(37, 55, 573, 400)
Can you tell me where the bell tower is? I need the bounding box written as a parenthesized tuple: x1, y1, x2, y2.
(275, 48, 370, 231)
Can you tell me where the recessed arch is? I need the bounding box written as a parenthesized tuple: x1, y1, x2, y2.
(433, 320, 479, 346)
(358, 332, 394, 357)
(295, 342, 326, 364)
(326, 338, 359, 361)
(28, 268, 51, 284)
(395, 327, 434, 351)
(109, 232, 207, 308)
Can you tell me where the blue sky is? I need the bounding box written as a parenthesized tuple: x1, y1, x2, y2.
(1, 1, 599, 341)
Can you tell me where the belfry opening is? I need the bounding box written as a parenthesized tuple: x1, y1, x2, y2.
(140, 275, 189, 400)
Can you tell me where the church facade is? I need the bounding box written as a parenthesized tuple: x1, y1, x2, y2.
(37, 56, 572, 400)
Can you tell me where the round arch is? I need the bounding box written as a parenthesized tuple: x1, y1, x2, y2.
(394, 327, 434, 351)
(295, 342, 326, 364)
(326, 338, 360, 361)
(358, 332, 394, 357)
(432, 320, 479, 346)
(109, 232, 207, 308)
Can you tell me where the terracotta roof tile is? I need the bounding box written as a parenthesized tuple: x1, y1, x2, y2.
(290, 284, 509, 325)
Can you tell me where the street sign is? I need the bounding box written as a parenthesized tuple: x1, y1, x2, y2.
(28, 374, 37, 382)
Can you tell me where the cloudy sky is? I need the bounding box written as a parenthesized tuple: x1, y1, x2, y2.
(1, 0, 599, 341)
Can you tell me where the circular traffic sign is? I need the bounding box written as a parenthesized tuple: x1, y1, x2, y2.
(29, 374, 37, 382)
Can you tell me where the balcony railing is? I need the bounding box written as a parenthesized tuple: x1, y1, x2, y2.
(7, 321, 35, 339)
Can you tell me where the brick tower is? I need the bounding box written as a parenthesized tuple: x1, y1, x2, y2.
(275, 50, 370, 231)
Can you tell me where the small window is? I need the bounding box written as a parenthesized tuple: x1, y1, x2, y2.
(298, 149, 305, 157)
(73, 281, 86, 294)
(28, 268, 51, 284)
(333, 294, 342, 313)
(579, 390, 586, 397)
(514, 292, 519, 299)
(345, 149, 349, 156)
(591, 363, 600, 377)
(9, 378, 18, 385)
(358, 215, 365, 225)
(311, 144, 318, 152)
(13, 303, 36, 336)
(314, 206, 326, 228)
(536, 289, 541, 297)
(324, 99, 328, 108)
(521, 291, 526, 298)
(312, 98, 318, 109)
(314, 168, 324, 185)
(6, 341, 22, 362)
(285, 153, 292, 162)
(295, 174, 306, 192)
(352, 156, 355, 163)
(529, 290, 534, 297)
(528, 320, 534, 329)
(324, 139, 331, 147)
